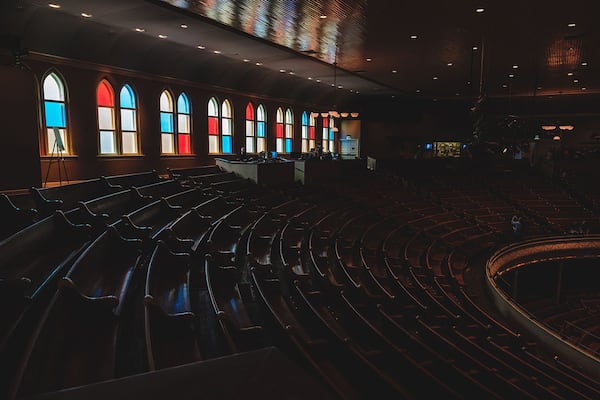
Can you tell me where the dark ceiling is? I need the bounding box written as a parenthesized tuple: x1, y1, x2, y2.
(1, 0, 599, 103)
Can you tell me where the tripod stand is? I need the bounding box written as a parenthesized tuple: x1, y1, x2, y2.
(43, 127, 69, 187)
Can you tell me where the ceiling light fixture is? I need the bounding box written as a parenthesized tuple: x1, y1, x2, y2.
(213, 50, 221, 54)
(197, 45, 205, 49)
(567, 72, 574, 76)
(158, 34, 167, 39)
(392, 70, 397, 73)
(476, 8, 485, 13)
(512, 65, 518, 69)
(289, 71, 295, 75)
(508, 74, 515, 78)
(319, 15, 327, 19)
(447, 62, 453, 66)
(473, 46, 479, 50)
(255, 62, 262, 66)
(581, 62, 588, 66)
(243, 58, 249, 62)
(81, 13, 92, 18)
(279, 69, 286, 73)
(366, 58, 372, 62)
(574, 79, 579, 83)
(582, 87, 587, 90)
(48, 3, 61, 8)
(135, 28, 145, 32)
(410, 35, 418, 39)
(568, 23, 576, 27)
(180, 24, 188, 29)
(433, 76, 438, 80)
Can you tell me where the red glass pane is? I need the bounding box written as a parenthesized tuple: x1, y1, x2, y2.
(309, 127, 315, 139)
(208, 116, 219, 135)
(245, 103, 254, 120)
(97, 80, 114, 107)
(178, 134, 191, 154)
(276, 123, 284, 138)
(322, 117, 328, 127)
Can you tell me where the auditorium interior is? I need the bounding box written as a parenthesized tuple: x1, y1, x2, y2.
(2, 0, 600, 399)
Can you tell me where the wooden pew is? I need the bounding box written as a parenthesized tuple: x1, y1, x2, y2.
(102, 170, 161, 189)
(0, 194, 38, 241)
(144, 242, 202, 370)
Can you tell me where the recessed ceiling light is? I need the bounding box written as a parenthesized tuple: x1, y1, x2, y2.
(197, 45, 206, 49)
(433, 76, 438, 80)
(180, 24, 188, 29)
(476, 8, 485, 13)
(537, 86, 543, 90)
(416, 89, 421, 93)
(135, 28, 145, 32)
(319, 15, 327, 19)
(568, 23, 576, 27)
(243, 58, 249, 62)
(366, 58, 372, 62)
(331, 83, 335, 87)
(289, 71, 295, 75)
(308, 77, 313, 80)
(81, 12, 92, 18)
(574, 79, 579, 83)
(279, 69, 286, 73)
(392, 70, 397, 73)
(255, 62, 262, 66)
(512, 65, 519, 69)
(213, 50, 221, 54)
(48, 3, 61, 9)
(472, 46, 479, 50)
(582, 87, 587, 90)
(502, 84, 508, 88)
(316, 79, 321, 82)
(338, 85, 343, 89)
(410, 35, 418, 39)
(455, 93, 460, 96)
(158, 34, 167, 39)
(447, 62, 453, 66)
(508, 74, 515, 78)
(567, 72, 574, 76)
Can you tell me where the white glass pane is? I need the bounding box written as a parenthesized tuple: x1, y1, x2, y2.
(98, 107, 114, 130)
(222, 118, 232, 135)
(286, 109, 293, 123)
(208, 98, 218, 116)
(257, 138, 266, 153)
(121, 109, 136, 131)
(43, 74, 64, 101)
(276, 139, 283, 153)
(257, 105, 265, 120)
(309, 140, 315, 150)
(161, 133, 174, 153)
(322, 141, 329, 152)
(47, 128, 68, 154)
(302, 140, 308, 153)
(245, 121, 254, 136)
(286, 124, 293, 138)
(245, 137, 255, 153)
(221, 100, 231, 117)
(178, 114, 190, 133)
(330, 142, 335, 153)
(302, 126, 308, 139)
(100, 130, 116, 154)
(122, 131, 137, 154)
(160, 92, 173, 112)
(208, 135, 219, 154)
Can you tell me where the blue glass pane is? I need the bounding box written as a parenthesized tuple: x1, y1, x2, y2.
(302, 112, 308, 125)
(285, 139, 292, 153)
(222, 135, 232, 153)
(177, 93, 190, 113)
(160, 112, 174, 133)
(257, 122, 265, 137)
(120, 85, 135, 108)
(329, 130, 335, 140)
(45, 101, 66, 127)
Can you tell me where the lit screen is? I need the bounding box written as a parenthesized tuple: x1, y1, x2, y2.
(159, 0, 367, 66)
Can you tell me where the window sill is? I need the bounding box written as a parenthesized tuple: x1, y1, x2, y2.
(98, 154, 146, 159)
(160, 154, 197, 157)
(40, 154, 79, 159)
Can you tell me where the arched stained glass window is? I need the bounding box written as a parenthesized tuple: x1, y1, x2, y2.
(221, 99, 233, 154)
(301, 111, 316, 153)
(160, 90, 175, 154)
(245, 102, 255, 153)
(42, 72, 69, 154)
(177, 93, 191, 154)
(285, 108, 293, 153)
(97, 80, 116, 154)
(119, 84, 138, 154)
(322, 116, 330, 152)
(256, 104, 266, 153)
(322, 116, 336, 153)
(275, 107, 284, 153)
(208, 97, 219, 154)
